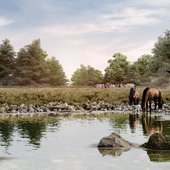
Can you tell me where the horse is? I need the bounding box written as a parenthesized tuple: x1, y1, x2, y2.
(105, 82, 116, 88)
(122, 83, 136, 88)
(129, 87, 140, 105)
(117, 83, 125, 87)
(91, 84, 105, 88)
(141, 87, 163, 113)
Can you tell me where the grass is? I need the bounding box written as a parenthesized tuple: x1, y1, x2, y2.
(0, 86, 170, 107)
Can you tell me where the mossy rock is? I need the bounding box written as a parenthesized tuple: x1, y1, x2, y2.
(141, 133, 170, 150)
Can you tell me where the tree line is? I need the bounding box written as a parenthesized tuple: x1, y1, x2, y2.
(0, 29, 170, 86)
(0, 39, 68, 86)
(72, 29, 170, 86)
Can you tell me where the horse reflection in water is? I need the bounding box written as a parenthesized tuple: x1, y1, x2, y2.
(129, 114, 140, 133)
(141, 87, 163, 113)
(129, 114, 163, 135)
(141, 114, 163, 136)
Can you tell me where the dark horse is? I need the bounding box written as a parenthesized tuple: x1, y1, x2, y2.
(129, 87, 140, 105)
(141, 87, 163, 113)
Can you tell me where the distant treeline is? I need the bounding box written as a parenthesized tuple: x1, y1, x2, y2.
(0, 29, 170, 86)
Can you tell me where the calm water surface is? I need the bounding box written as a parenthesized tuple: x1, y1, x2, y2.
(0, 113, 170, 170)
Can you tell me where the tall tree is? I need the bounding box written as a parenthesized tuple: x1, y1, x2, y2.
(14, 39, 47, 85)
(0, 39, 16, 85)
(45, 56, 68, 86)
(152, 29, 170, 63)
(104, 53, 130, 84)
(71, 64, 104, 86)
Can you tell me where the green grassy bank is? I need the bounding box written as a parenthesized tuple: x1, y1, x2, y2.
(0, 86, 170, 107)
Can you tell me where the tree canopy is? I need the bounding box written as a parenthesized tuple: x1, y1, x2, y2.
(71, 64, 104, 86)
(104, 53, 130, 84)
(0, 39, 16, 85)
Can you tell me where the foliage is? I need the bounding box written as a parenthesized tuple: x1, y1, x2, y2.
(152, 29, 170, 63)
(104, 53, 130, 84)
(45, 56, 68, 86)
(71, 64, 104, 86)
(0, 86, 170, 107)
(124, 64, 142, 85)
(136, 54, 152, 76)
(0, 39, 16, 85)
(14, 39, 47, 85)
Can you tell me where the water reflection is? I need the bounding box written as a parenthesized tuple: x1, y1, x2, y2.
(147, 150, 170, 162)
(141, 114, 163, 136)
(0, 116, 60, 151)
(17, 120, 47, 148)
(98, 148, 130, 157)
(0, 120, 15, 153)
(129, 114, 140, 133)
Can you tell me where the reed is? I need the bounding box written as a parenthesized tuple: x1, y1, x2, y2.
(0, 86, 169, 106)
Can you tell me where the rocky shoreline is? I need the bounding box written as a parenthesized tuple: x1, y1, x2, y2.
(0, 100, 170, 117)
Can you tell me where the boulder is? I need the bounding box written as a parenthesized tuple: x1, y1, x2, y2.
(140, 133, 170, 150)
(98, 132, 135, 148)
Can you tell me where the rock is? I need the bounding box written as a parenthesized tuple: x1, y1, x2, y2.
(140, 133, 170, 150)
(98, 132, 135, 148)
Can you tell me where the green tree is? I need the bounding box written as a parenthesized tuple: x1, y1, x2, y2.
(136, 54, 152, 76)
(148, 30, 170, 86)
(104, 53, 130, 84)
(45, 56, 68, 86)
(0, 39, 16, 85)
(14, 39, 47, 85)
(124, 64, 141, 85)
(152, 29, 170, 63)
(71, 64, 104, 86)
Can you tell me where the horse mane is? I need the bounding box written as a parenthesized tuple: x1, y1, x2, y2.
(141, 87, 150, 109)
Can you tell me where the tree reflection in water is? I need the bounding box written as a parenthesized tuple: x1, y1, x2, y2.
(0, 116, 60, 151)
(0, 120, 15, 154)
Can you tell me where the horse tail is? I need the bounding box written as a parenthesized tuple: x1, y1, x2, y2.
(158, 89, 163, 108)
(141, 87, 150, 109)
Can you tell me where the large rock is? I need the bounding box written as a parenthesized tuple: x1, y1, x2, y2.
(140, 133, 170, 150)
(98, 132, 135, 148)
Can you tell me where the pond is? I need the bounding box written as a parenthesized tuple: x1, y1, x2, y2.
(0, 113, 170, 170)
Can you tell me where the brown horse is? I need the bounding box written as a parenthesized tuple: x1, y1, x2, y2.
(91, 84, 105, 88)
(141, 87, 163, 113)
(129, 87, 140, 105)
(105, 82, 116, 88)
(123, 83, 136, 88)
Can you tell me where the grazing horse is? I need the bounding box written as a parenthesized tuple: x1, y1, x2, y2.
(91, 84, 105, 88)
(129, 87, 140, 105)
(117, 83, 124, 87)
(123, 83, 136, 88)
(105, 82, 116, 88)
(141, 87, 163, 113)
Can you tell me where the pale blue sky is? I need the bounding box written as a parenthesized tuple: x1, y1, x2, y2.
(0, 0, 170, 80)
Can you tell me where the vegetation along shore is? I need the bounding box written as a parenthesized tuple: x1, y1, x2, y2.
(0, 86, 170, 115)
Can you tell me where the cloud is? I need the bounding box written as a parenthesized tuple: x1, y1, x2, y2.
(0, 17, 13, 27)
(39, 6, 165, 38)
(123, 40, 155, 62)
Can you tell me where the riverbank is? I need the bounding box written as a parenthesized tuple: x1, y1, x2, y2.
(1, 100, 170, 118)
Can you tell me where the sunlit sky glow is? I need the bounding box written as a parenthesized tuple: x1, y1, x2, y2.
(0, 0, 170, 80)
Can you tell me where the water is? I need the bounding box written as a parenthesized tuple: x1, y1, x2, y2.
(0, 113, 170, 170)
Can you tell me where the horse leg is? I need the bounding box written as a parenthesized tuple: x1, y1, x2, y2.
(149, 100, 152, 113)
(154, 99, 157, 110)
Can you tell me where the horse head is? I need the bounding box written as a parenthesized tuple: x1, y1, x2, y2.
(130, 87, 136, 98)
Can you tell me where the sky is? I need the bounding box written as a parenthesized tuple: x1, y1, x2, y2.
(0, 0, 170, 80)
